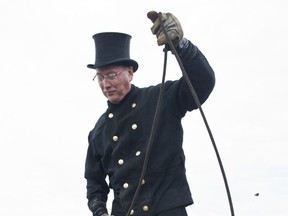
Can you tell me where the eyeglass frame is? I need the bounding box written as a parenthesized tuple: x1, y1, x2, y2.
(93, 66, 128, 82)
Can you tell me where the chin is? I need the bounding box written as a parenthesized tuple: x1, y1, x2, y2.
(108, 97, 120, 104)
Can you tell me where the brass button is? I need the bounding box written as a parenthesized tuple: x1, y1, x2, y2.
(135, 151, 141, 156)
(143, 205, 149, 212)
(141, 179, 145, 185)
(118, 159, 124, 165)
(131, 124, 137, 130)
(132, 103, 137, 108)
(113, 136, 118, 142)
(130, 209, 134, 215)
(108, 113, 114, 118)
(123, 183, 129, 189)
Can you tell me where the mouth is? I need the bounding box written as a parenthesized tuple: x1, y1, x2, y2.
(105, 91, 115, 96)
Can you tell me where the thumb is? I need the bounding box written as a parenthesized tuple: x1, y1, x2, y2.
(147, 10, 159, 23)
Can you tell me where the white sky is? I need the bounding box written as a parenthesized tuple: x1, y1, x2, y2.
(0, 0, 287, 216)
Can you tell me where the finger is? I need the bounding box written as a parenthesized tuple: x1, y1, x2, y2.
(151, 18, 161, 34)
(157, 31, 166, 46)
(147, 11, 161, 34)
(149, 12, 168, 35)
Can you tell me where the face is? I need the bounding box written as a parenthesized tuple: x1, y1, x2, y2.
(95, 65, 134, 104)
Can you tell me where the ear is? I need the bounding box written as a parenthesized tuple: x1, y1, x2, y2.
(127, 66, 134, 82)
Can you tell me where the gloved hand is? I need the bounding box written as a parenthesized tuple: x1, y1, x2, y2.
(147, 10, 184, 47)
(88, 197, 108, 216)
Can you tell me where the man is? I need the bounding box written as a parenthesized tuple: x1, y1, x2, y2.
(85, 11, 215, 216)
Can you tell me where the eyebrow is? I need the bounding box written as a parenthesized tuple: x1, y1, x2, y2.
(96, 71, 117, 76)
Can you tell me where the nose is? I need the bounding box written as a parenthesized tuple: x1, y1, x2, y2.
(100, 79, 111, 89)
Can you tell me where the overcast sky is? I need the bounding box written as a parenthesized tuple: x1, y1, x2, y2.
(0, 0, 287, 216)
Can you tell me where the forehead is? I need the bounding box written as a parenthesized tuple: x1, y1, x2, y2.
(96, 65, 123, 74)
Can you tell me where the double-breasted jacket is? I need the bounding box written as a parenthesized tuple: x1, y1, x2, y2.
(85, 41, 215, 216)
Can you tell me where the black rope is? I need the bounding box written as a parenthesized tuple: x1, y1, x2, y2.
(125, 44, 169, 216)
(126, 12, 235, 216)
(158, 12, 235, 216)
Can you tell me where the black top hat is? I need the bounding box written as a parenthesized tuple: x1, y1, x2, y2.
(87, 32, 139, 72)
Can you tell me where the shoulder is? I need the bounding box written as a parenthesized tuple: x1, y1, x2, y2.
(88, 113, 106, 141)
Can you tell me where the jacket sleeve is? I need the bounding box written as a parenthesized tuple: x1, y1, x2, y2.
(85, 126, 110, 215)
(167, 39, 216, 116)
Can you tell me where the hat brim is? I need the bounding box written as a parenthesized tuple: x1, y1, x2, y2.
(87, 59, 138, 72)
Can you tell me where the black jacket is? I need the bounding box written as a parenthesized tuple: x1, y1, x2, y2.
(85, 41, 215, 216)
